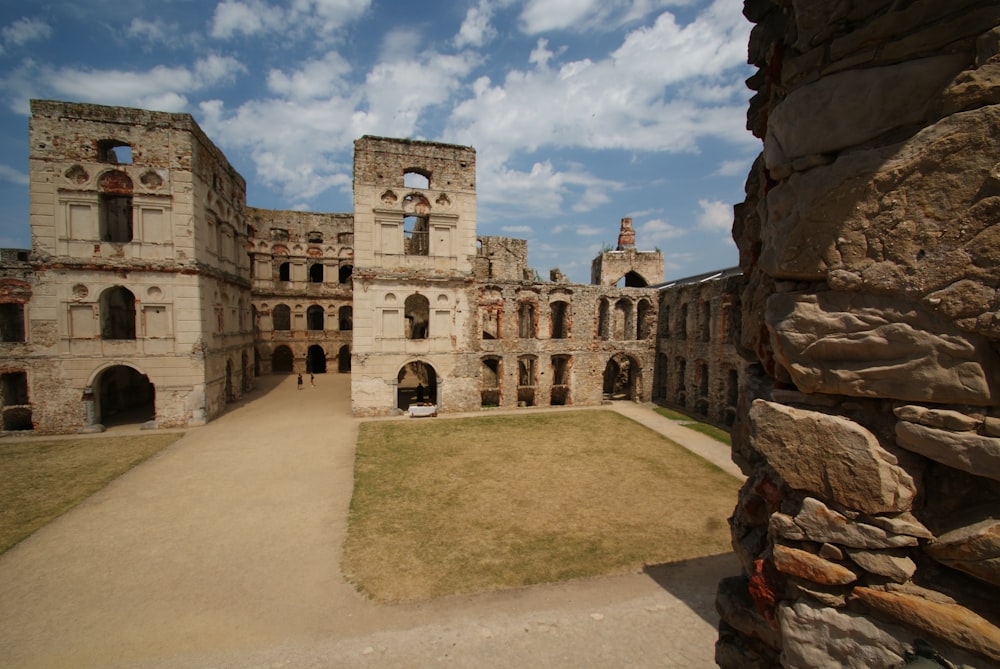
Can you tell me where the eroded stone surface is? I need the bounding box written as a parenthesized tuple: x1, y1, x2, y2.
(852, 587, 1000, 663)
(767, 292, 999, 405)
(750, 400, 916, 513)
(926, 516, 1000, 587)
(778, 599, 907, 669)
(845, 548, 916, 583)
(773, 498, 919, 550)
(895, 421, 1000, 481)
(773, 544, 858, 585)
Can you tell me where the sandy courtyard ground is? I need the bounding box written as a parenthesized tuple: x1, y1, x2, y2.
(0, 373, 742, 668)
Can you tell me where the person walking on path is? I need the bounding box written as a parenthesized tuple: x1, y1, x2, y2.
(310, 373, 315, 387)
(297, 373, 303, 390)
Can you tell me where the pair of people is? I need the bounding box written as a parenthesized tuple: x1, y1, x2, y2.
(297, 373, 315, 389)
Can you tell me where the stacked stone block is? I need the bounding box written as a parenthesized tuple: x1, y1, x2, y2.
(719, 1, 1000, 666)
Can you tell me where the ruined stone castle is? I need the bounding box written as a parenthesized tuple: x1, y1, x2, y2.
(0, 100, 743, 434)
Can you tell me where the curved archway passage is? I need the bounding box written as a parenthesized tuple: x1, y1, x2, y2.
(337, 345, 351, 373)
(96, 365, 155, 427)
(271, 345, 294, 373)
(603, 353, 641, 401)
(396, 361, 437, 410)
(307, 344, 327, 374)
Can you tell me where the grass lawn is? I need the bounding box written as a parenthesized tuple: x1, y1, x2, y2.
(0, 433, 182, 554)
(343, 410, 740, 602)
(654, 407, 732, 446)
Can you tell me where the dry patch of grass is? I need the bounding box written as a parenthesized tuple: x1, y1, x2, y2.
(343, 410, 740, 602)
(0, 433, 182, 553)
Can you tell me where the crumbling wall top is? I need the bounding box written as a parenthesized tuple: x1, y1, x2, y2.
(353, 135, 476, 192)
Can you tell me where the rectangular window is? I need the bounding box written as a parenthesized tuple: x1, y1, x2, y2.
(0, 303, 25, 342)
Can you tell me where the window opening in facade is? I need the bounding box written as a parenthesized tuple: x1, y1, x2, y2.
(550, 301, 569, 339)
(339, 305, 353, 331)
(517, 302, 535, 339)
(678, 303, 688, 339)
(700, 301, 712, 342)
(481, 307, 500, 340)
(338, 345, 351, 373)
(481, 357, 501, 407)
(405, 294, 429, 339)
(309, 263, 324, 283)
(636, 299, 652, 339)
(278, 262, 291, 282)
(100, 286, 136, 340)
(621, 271, 648, 288)
(339, 265, 353, 283)
(272, 304, 291, 331)
(696, 360, 710, 416)
(97, 140, 133, 164)
(306, 305, 324, 331)
(403, 216, 429, 256)
(0, 303, 26, 342)
(725, 368, 739, 427)
(613, 298, 631, 340)
(659, 304, 670, 338)
(403, 170, 430, 189)
(675, 357, 687, 407)
(598, 298, 610, 340)
(99, 172, 133, 242)
(307, 230, 323, 243)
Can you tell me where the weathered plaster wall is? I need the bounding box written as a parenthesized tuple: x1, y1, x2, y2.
(719, 2, 1000, 667)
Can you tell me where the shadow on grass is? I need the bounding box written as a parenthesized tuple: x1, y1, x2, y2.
(642, 552, 742, 627)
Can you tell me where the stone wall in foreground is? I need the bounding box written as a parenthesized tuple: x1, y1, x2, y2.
(718, 1, 1000, 667)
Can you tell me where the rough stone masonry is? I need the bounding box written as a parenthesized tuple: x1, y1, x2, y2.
(717, 1, 1000, 667)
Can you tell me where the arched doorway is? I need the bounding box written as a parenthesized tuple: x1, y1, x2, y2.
(95, 365, 155, 426)
(307, 344, 327, 374)
(397, 361, 437, 410)
(603, 353, 641, 401)
(338, 345, 351, 373)
(272, 345, 293, 373)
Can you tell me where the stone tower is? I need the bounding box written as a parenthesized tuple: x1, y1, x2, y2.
(590, 216, 664, 287)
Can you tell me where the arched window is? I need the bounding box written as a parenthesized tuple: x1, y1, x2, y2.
(309, 263, 324, 283)
(99, 172, 133, 243)
(700, 301, 712, 342)
(97, 140, 133, 164)
(339, 265, 353, 284)
(636, 299, 652, 339)
(339, 305, 353, 331)
(678, 303, 688, 339)
(100, 286, 136, 340)
(613, 298, 632, 340)
(551, 355, 571, 406)
(278, 262, 291, 282)
(598, 299, 610, 340)
(623, 271, 648, 287)
(517, 355, 537, 407)
(405, 294, 429, 339)
(403, 169, 430, 189)
(272, 304, 291, 331)
(306, 305, 324, 331)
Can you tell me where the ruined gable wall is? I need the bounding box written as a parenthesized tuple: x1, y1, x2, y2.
(719, 2, 1000, 666)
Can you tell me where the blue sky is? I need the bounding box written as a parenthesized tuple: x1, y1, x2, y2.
(0, 0, 757, 284)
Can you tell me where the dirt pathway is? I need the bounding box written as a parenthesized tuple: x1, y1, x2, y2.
(0, 374, 739, 668)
